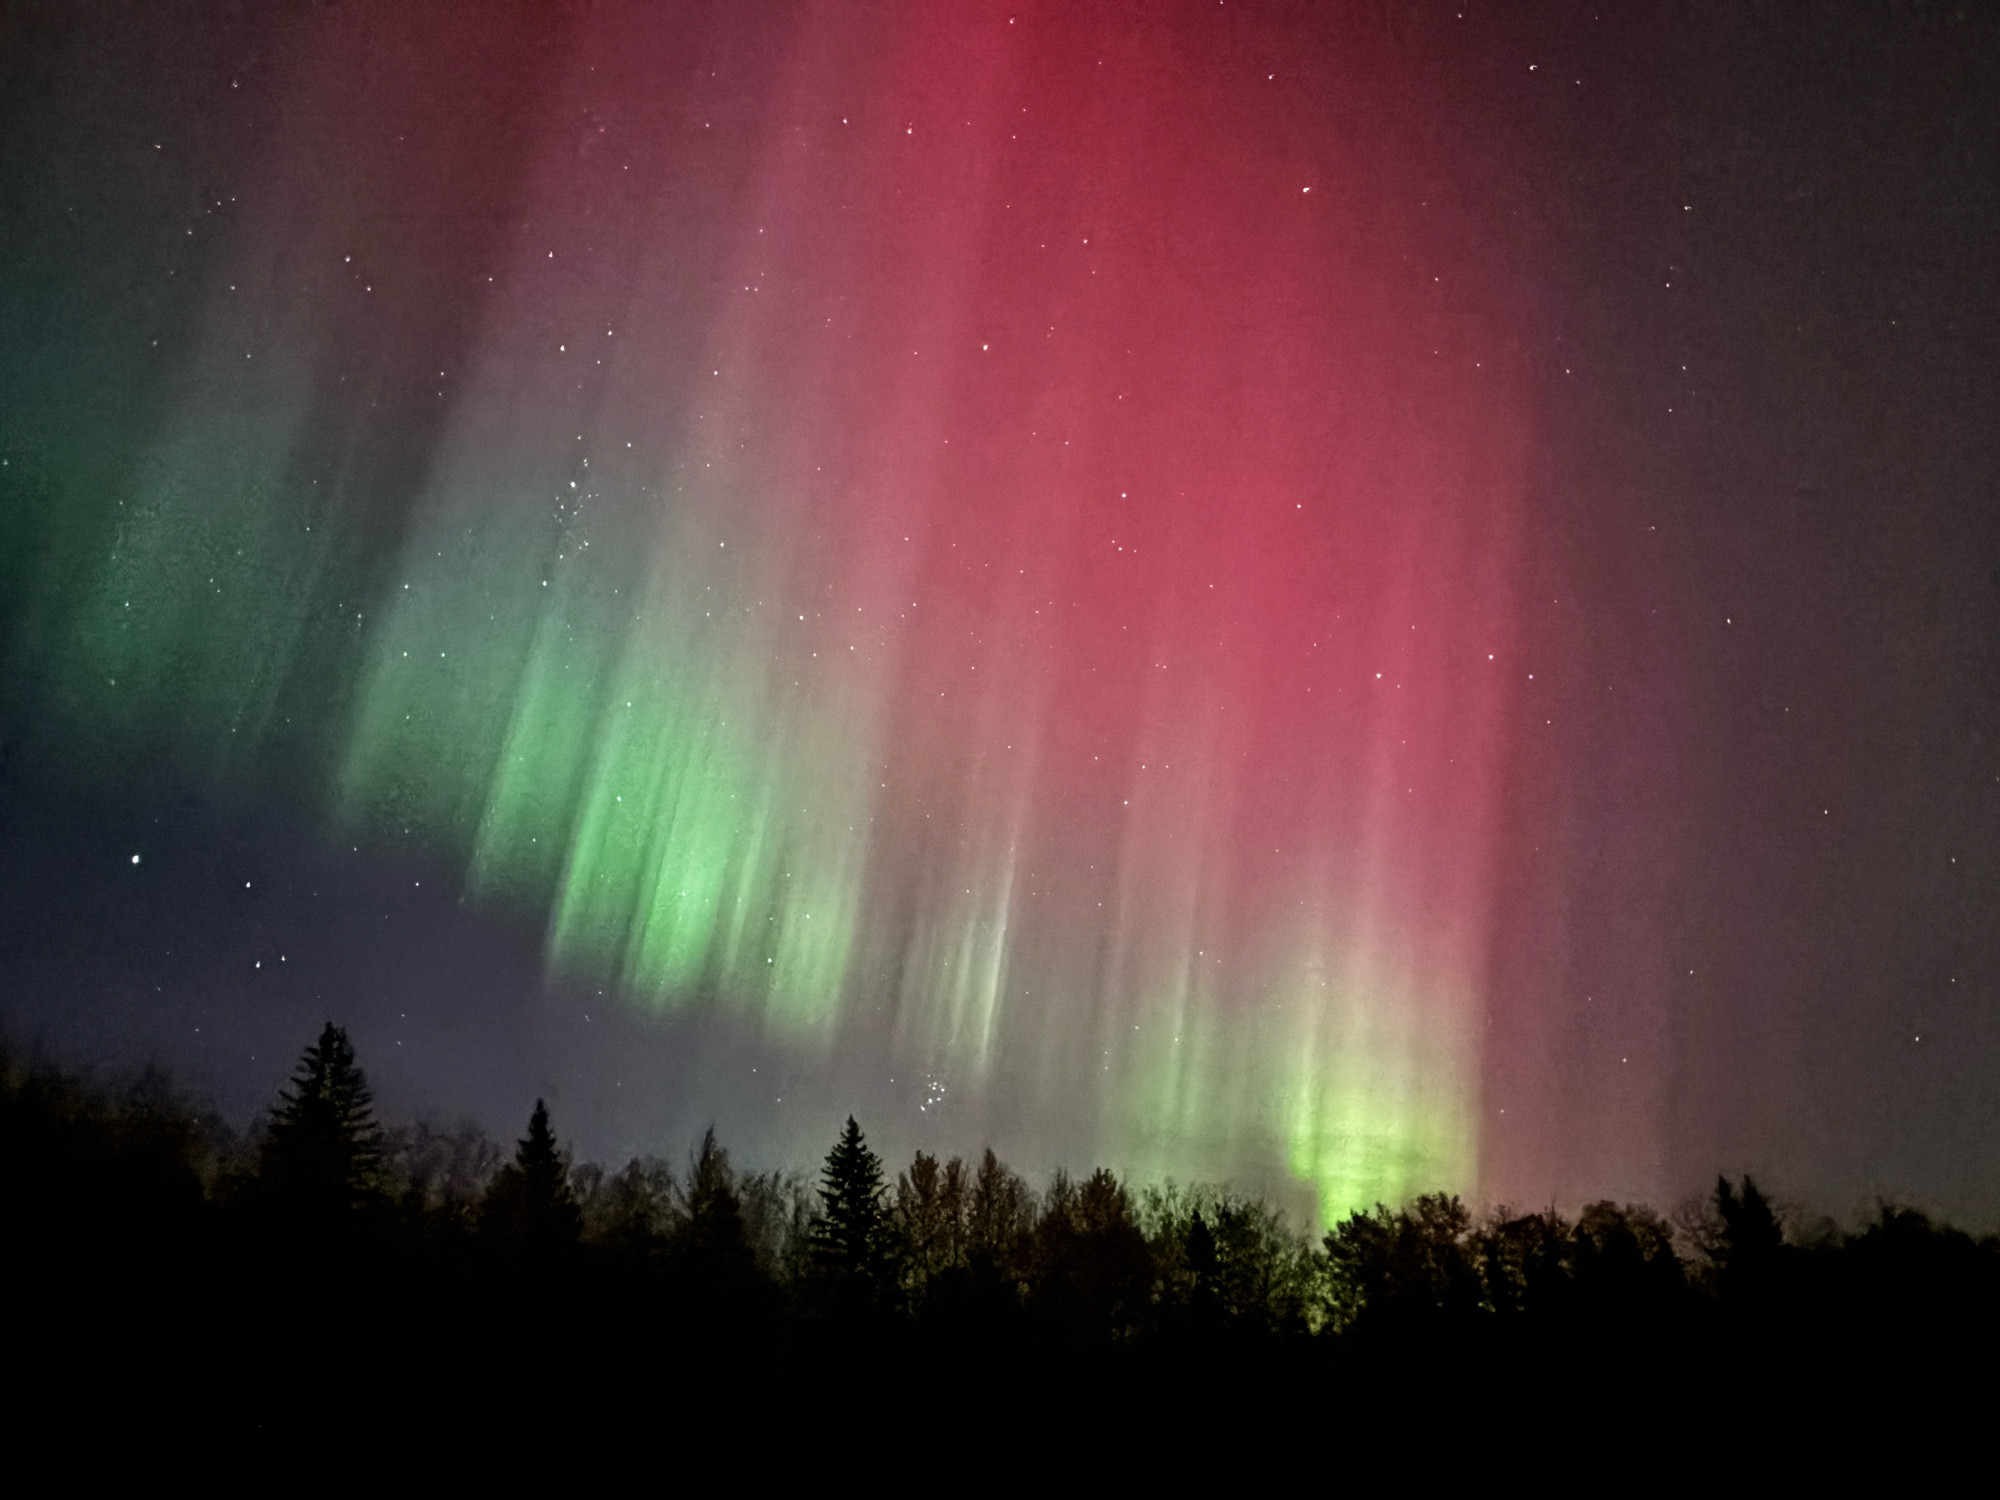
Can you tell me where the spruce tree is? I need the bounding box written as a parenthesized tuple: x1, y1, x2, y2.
(260, 1023, 384, 1218)
(482, 1099, 582, 1251)
(811, 1116, 889, 1311)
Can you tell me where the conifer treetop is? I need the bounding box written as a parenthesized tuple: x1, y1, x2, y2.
(812, 1115, 888, 1279)
(261, 1021, 384, 1210)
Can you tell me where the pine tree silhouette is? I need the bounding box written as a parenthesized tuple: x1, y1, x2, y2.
(811, 1116, 889, 1314)
(482, 1099, 581, 1251)
(260, 1023, 383, 1219)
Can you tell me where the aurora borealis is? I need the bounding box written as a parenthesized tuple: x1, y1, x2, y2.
(4, 3, 1998, 1225)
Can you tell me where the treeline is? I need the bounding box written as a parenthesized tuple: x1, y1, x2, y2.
(9, 1023, 1999, 1416)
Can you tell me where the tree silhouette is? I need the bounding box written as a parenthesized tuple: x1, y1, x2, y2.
(1201, 1197, 1311, 1335)
(911, 1147, 1030, 1336)
(1032, 1167, 1153, 1342)
(678, 1127, 757, 1286)
(383, 1119, 503, 1218)
(1572, 1201, 1687, 1321)
(1324, 1194, 1479, 1333)
(583, 1156, 676, 1253)
(966, 1146, 1034, 1273)
(811, 1116, 890, 1316)
(662, 1128, 776, 1346)
(1170, 1207, 1222, 1339)
(260, 1023, 383, 1220)
(482, 1099, 581, 1252)
(1713, 1174, 1787, 1309)
(1185, 1209, 1219, 1285)
(891, 1150, 969, 1310)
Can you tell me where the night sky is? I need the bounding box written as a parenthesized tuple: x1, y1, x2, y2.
(2, 1, 1995, 1227)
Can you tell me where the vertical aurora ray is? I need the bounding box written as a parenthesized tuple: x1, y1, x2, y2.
(16, 2, 1538, 1223)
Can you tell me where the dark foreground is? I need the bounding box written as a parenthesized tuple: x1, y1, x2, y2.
(7, 1025, 1996, 1449)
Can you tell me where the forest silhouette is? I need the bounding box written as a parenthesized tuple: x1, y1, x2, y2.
(7, 1022, 1994, 1432)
